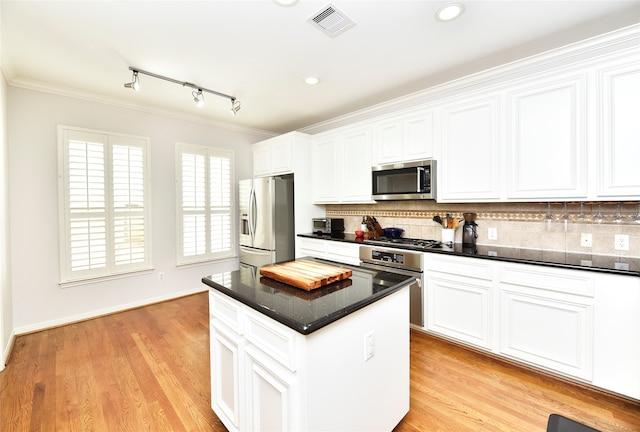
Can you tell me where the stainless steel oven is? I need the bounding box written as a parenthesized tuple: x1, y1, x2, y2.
(359, 245, 424, 327)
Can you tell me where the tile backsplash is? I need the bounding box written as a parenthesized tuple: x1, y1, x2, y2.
(326, 201, 640, 258)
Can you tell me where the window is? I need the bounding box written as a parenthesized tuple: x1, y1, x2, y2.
(176, 143, 235, 265)
(58, 126, 151, 284)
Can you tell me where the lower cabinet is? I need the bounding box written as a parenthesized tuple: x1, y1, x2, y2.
(210, 321, 243, 431)
(425, 255, 494, 350)
(422, 253, 640, 400)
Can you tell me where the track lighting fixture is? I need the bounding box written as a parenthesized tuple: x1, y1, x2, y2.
(193, 89, 204, 107)
(124, 67, 239, 114)
(230, 99, 241, 115)
(123, 70, 140, 91)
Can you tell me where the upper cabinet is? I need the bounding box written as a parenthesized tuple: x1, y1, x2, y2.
(595, 54, 640, 199)
(439, 94, 502, 202)
(505, 72, 588, 200)
(252, 132, 309, 177)
(373, 108, 435, 165)
(311, 125, 374, 204)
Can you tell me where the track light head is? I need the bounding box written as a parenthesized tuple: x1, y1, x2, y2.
(193, 89, 204, 107)
(124, 70, 140, 91)
(230, 99, 241, 115)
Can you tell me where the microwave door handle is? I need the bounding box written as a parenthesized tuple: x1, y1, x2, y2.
(417, 166, 425, 192)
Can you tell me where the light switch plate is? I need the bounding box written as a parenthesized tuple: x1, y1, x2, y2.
(580, 233, 592, 248)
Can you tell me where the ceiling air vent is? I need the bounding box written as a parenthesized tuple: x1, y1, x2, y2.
(308, 4, 356, 38)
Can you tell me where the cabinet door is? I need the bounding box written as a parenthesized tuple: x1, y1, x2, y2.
(426, 273, 494, 350)
(341, 127, 373, 203)
(404, 109, 434, 161)
(244, 346, 297, 432)
(597, 57, 640, 199)
(375, 119, 403, 164)
(440, 95, 502, 201)
(210, 322, 243, 432)
(252, 143, 271, 177)
(269, 137, 292, 175)
(311, 135, 340, 203)
(506, 74, 587, 199)
(499, 287, 593, 380)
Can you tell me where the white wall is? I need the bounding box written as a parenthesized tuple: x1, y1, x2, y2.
(8, 87, 269, 333)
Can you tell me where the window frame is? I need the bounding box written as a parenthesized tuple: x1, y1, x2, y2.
(57, 125, 152, 285)
(175, 142, 236, 266)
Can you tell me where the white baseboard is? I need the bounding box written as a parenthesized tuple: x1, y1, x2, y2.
(1, 329, 16, 371)
(12, 287, 209, 336)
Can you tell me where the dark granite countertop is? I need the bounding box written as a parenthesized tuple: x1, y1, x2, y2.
(299, 233, 640, 277)
(202, 257, 415, 335)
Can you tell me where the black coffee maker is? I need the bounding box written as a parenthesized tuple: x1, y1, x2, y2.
(462, 212, 478, 253)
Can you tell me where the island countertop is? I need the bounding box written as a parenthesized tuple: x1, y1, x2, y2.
(202, 257, 415, 335)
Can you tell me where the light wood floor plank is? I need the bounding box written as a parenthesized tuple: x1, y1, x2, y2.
(1, 292, 638, 431)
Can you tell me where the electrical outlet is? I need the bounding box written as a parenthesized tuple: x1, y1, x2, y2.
(580, 233, 592, 248)
(488, 228, 498, 241)
(614, 235, 629, 251)
(615, 262, 630, 271)
(158, 272, 165, 281)
(364, 331, 375, 361)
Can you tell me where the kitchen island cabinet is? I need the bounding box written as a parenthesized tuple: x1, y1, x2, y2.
(203, 259, 414, 432)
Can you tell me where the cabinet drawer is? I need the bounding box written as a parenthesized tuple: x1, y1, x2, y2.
(210, 290, 244, 334)
(499, 264, 594, 297)
(426, 254, 493, 280)
(244, 308, 298, 372)
(326, 242, 360, 265)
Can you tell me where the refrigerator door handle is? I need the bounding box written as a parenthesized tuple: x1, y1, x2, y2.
(249, 185, 257, 241)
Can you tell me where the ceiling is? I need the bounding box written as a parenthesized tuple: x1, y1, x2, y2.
(2, 0, 639, 135)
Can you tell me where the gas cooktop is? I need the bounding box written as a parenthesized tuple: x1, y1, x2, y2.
(363, 237, 446, 250)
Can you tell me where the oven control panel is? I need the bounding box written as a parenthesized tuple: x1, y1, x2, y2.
(372, 250, 405, 265)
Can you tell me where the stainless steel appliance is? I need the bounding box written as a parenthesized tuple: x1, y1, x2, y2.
(364, 236, 444, 251)
(239, 174, 294, 268)
(360, 245, 424, 327)
(312, 217, 345, 235)
(372, 159, 436, 200)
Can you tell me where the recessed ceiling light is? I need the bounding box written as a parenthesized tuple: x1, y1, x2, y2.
(273, 0, 298, 6)
(435, 3, 465, 22)
(305, 76, 320, 85)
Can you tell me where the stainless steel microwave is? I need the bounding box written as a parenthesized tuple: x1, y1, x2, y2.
(372, 160, 436, 200)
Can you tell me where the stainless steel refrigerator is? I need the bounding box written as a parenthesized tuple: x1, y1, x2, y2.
(239, 174, 295, 268)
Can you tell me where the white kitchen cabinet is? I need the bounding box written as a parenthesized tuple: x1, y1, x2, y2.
(498, 263, 595, 381)
(592, 272, 640, 400)
(210, 290, 245, 432)
(252, 132, 309, 178)
(373, 108, 435, 165)
(251, 132, 324, 238)
(506, 72, 588, 200)
(296, 237, 360, 266)
(311, 125, 374, 204)
(209, 284, 410, 431)
(425, 254, 495, 350)
(419, 251, 639, 399)
(438, 94, 502, 202)
(595, 54, 640, 200)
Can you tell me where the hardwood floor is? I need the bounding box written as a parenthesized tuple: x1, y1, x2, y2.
(2, 292, 639, 431)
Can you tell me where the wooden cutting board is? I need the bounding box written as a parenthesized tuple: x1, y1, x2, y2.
(259, 260, 352, 291)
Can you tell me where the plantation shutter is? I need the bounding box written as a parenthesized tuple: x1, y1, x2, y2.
(177, 143, 235, 265)
(59, 126, 151, 284)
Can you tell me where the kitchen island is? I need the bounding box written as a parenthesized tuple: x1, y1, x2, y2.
(202, 258, 416, 432)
